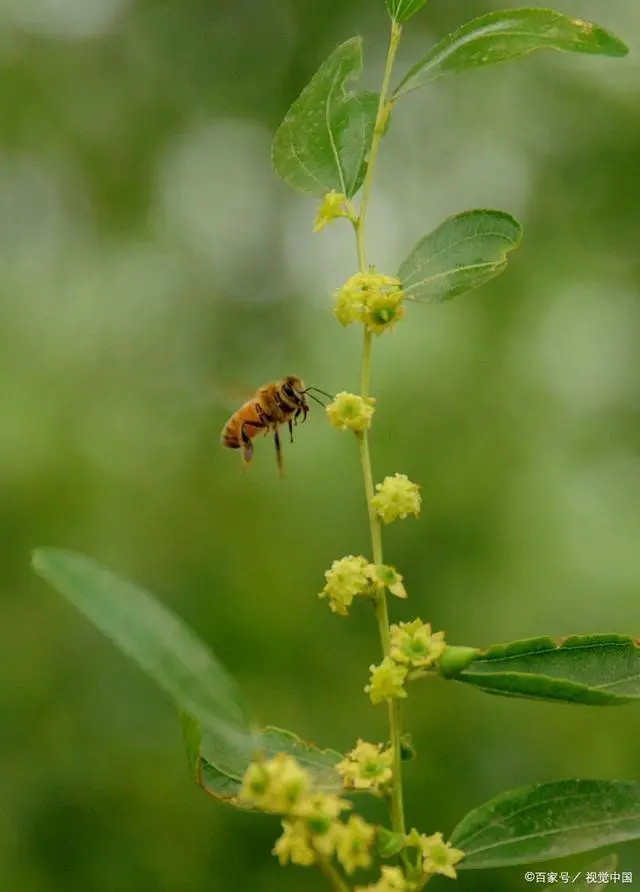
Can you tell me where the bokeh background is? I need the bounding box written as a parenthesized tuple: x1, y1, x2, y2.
(1, 0, 639, 889)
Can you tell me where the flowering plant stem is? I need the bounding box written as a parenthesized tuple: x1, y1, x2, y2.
(353, 20, 407, 842)
(318, 853, 352, 892)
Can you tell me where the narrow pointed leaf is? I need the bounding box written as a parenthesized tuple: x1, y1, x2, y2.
(32, 548, 256, 755)
(386, 0, 428, 25)
(395, 9, 629, 97)
(272, 38, 378, 198)
(440, 634, 640, 706)
(183, 717, 344, 808)
(398, 209, 521, 304)
(451, 780, 640, 869)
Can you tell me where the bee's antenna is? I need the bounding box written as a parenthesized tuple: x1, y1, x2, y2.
(305, 392, 330, 408)
(304, 386, 334, 403)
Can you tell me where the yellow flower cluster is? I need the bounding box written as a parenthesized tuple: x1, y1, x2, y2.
(371, 473, 421, 524)
(366, 620, 447, 705)
(336, 739, 393, 793)
(239, 755, 463, 887)
(334, 271, 406, 335)
(319, 555, 376, 616)
(240, 753, 378, 875)
(326, 391, 376, 433)
(319, 556, 408, 616)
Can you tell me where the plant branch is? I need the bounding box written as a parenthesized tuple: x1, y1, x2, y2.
(354, 20, 401, 271)
(353, 18, 406, 842)
(316, 854, 352, 892)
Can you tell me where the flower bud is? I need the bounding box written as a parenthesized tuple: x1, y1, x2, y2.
(375, 564, 407, 599)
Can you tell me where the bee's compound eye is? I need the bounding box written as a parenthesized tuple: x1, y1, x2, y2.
(283, 384, 295, 398)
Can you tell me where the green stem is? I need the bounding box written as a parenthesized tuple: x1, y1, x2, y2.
(353, 18, 406, 843)
(354, 20, 402, 271)
(316, 854, 352, 892)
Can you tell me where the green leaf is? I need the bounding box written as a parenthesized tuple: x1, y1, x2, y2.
(377, 827, 406, 858)
(385, 0, 428, 25)
(441, 634, 640, 706)
(184, 719, 345, 809)
(32, 548, 256, 756)
(545, 854, 619, 890)
(398, 209, 522, 303)
(394, 9, 629, 97)
(271, 38, 378, 198)
(451, 779, 640, 869)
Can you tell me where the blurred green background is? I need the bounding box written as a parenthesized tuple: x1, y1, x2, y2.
(1, 0, 639, 889)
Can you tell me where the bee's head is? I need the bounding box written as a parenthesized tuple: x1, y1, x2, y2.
(283, 375, 305, 400)
(283, 376, 333, 408)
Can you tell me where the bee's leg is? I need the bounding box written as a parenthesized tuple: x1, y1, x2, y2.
(274, 427, 284, 477)
(240, 420, 262, 467)
(288, 419, 294, 443)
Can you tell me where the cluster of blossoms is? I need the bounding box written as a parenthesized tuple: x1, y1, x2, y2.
(319, 555, 407, 616)
(327, 391, 376, 433)
(307, 190, 460, 889)
(240, 751, 463, 889)
(371, 473, 421, 524)
(367, 620, 447, 705)
(240, 752, 375, 878)
(334, 270, 406, 335)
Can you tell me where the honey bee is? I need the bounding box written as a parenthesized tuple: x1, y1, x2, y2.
(220, 375, 332, 476)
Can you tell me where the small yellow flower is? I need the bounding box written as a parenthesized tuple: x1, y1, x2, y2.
(375, 564, 407, 599)
(313, 190, 353, 232)
(356, 865, 407, 892)
(326, 391, 376, 433)
(336, 814, 376, 875)
(365, 657, 408, 705)
(336, 739, 393, 793)
(407, 830, 464, 880)
(296, 792, 352, 854)
(389, 619, 446, 669)
(364, 288, 406, 336)
(371, 474, 421, 524)
(272, 819, 316, 866)
(239, 753, 311, 813)
(319, 554, 377, 616)
(332, 270, 404, 331)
